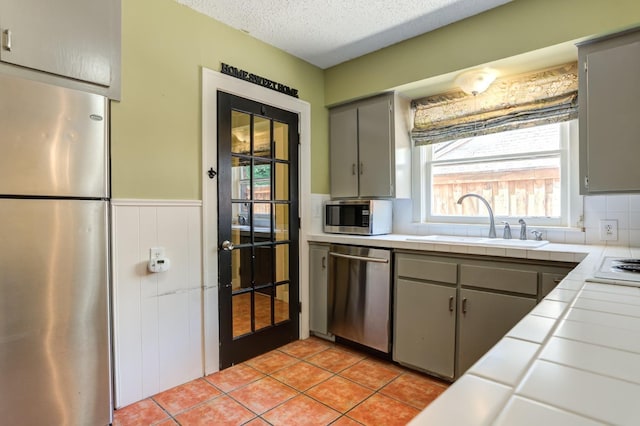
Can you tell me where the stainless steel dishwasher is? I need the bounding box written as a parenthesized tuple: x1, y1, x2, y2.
(327, 244, 392, 353)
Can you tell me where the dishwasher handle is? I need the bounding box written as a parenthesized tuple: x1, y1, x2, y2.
(329, 251, 390, 264)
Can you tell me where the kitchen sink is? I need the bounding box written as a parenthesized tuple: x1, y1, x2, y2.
(406, 235, 549, 248)
(481, 238, 549, 248)
(406, 235, 491, 244)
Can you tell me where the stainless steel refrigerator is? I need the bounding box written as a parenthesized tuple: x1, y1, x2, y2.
(0, 73, 111, 425)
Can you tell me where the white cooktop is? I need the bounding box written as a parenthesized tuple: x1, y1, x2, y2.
(590, 256, 640, 286)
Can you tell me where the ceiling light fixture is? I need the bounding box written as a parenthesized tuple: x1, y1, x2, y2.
(455, 69, 497, 96)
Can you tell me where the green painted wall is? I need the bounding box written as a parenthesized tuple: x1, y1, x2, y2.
(111, 0, 327, 199)
(325, 0, 640, 106)
(112, 0, 640, 198)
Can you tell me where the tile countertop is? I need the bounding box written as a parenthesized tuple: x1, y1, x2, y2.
(307, 233, 640, 425)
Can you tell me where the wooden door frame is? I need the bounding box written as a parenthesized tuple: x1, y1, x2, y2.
(202, 68, 312, 375)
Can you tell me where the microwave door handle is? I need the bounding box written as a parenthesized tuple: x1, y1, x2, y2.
(328, 252, 389, 263)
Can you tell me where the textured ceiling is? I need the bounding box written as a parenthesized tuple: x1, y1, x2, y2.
(175, 0, 512, 69)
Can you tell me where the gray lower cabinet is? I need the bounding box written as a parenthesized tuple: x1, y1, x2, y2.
(393, 251, 575, 380)
(457, 288, 536, 375)
(395, 278, 456, 379)
(394, 253, 458, 379)
(309, 243, 329, 335)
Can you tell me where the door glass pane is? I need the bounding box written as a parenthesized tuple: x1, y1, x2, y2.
(254, 289, 273, 332)
(231, 204, 250, 246)
(254, 246, 273, 286)
(232, 292, 251, 338)
(275, 163, 289, 201)
(254, 116, 271, 158)
(253, 161, 272, 202)
(231, 226, 242, 248)
(275, 284, 290, 324)
(231, 111, 251, 155)
(275, 244, 289, 282)
(231, 157, 250, 199)
(254, 203, 272, 233)
(232, 247, 252, 290)
(232, 200, 250, 227)
(273, 121, 288, 161)
(274, 204, 289, 241)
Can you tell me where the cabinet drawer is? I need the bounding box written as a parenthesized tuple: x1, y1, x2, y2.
(459, 264, 537, 295)
(396, 254, 457, 284)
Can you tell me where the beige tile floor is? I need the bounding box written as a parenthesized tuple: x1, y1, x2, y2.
(114, 337, 448, 425)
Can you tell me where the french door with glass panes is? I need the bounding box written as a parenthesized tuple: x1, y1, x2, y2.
(217, 91, 299, 368)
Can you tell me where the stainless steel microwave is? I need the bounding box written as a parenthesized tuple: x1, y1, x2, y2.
(324, 199, 393, 235)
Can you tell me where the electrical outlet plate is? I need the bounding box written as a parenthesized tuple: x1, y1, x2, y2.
(148, 247, 170, 273)
(150, 247, 165, 259)
(599, 219, 618, 241)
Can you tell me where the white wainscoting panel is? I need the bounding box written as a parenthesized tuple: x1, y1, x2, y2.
(112, 200, 204, 408)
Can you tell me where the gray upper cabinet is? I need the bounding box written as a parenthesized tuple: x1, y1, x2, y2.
(358, 98, 394, 198)
(0, 0, 120, 96)
(329, 93, 411, 199)
(329, 107, 359, 198)
(579, 28, 640, 194)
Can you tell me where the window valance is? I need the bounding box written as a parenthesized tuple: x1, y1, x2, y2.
(411, 62, 578, 146)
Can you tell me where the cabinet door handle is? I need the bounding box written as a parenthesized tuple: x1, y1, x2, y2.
(352, 163, 356, 175)
(553, 278, 563, 284)
(2, 29, 11, 51)
(321, 256, 326, 269)
(360, 162, 364, 175)
(462, 298, 468, 314)
(448, 296, 454, 312)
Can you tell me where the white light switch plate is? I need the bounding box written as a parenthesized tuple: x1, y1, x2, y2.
(599, 219, 618, 241)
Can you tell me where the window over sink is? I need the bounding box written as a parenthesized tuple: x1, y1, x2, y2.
(415, 120, 580, 227)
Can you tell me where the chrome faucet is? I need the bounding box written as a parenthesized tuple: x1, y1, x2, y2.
(518, 218, 527, 240)
(457, 193, 496, 238)
(531, 230, 544, 241)
(502, 221, 512, 239)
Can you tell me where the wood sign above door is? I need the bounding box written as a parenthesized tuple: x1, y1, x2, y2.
(220, 63, 299, 98)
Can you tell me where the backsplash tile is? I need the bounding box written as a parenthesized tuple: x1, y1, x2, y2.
(584, 196, 606, 213)
(629, 196, 640, 212)
(309, 194, 331, 234)
(565, 231, 586, 245)
(583, 194, 640, 247)
(606, 195, 630, 212)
